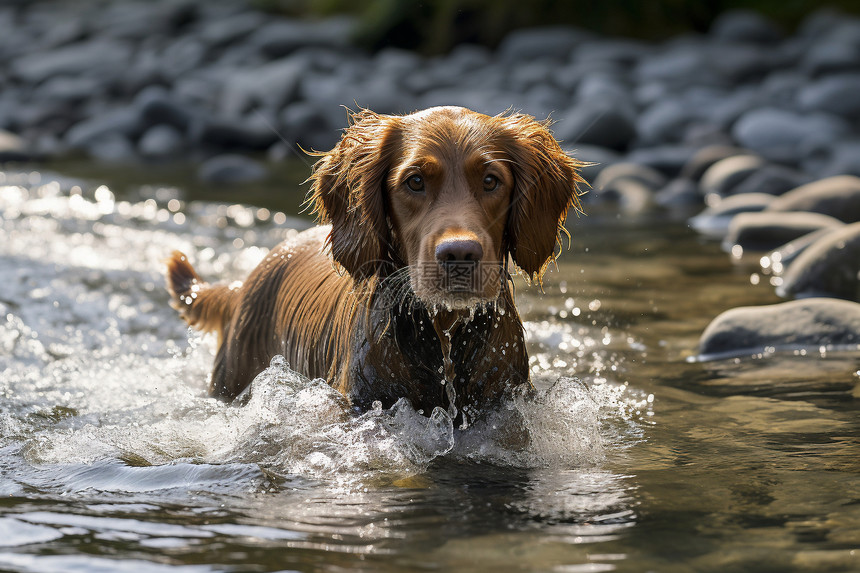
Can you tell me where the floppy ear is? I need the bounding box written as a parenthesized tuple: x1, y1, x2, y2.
(308, 109, 401, 279)
(498, 113, 586, 284)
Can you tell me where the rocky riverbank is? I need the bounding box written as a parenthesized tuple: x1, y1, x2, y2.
(1, 0, 859, 358)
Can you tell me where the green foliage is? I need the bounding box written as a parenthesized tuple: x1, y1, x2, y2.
(253, 0, 860, 54)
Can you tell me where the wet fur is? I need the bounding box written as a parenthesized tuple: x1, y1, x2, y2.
(166, 106, 585, 416)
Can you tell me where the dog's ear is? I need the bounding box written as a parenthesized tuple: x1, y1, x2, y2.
(498, 113, 586, 285)
(308, 110, 401, 279)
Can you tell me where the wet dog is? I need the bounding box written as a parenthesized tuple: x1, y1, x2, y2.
(166, 106, 584, 420)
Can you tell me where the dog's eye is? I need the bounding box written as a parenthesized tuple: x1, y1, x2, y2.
(483, 174, 500, 192)
(406, 174, 425, 192)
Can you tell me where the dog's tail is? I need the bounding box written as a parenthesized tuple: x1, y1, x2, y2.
(165, 251, 239, 342)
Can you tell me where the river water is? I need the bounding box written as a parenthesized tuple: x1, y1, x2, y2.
(1, 165, 858, 572)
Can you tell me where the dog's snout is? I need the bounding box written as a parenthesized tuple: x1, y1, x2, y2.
(435, 239, 483, 264)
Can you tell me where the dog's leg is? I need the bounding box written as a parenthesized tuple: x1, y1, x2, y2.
(165, 251, 239, 347)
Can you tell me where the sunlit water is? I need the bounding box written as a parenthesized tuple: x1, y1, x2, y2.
(1, 168, 858, 572)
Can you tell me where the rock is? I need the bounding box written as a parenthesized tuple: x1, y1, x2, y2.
(777, 222, 860, 300)
(0, 129, 32, 162)
(219, 55, 308, 117)
(191, 115, 279, 151)
(562, 144, 620, 185)
(765, 175, 860, 223)
(585, 178, 654, 214)
(198, 154, 268, 184)
(11, 39, 133, 84)
(636, 99, 699, 146)
(732, 108, 849, 163)
(679, 145, 749, 181)
(196, 10, 265, 48)
(280, 100, 341, 152)
(699, 155, 766, 196)
(813, 141, 860, 178)
(724, 211, 844, 253)
(798, 74, 860, 119)
(248, 17, 353, 58)
(594, 162, 667, 192)
(762, 227, 840, 271)
(85, 133, 137, 163)
(635, 47, 710, 86)
(801, 42, 860, 77)
(138, 124, 185, 158)
(134, 87, 198, 132)
(709, 9, 783, 43)
(497, 26, 590, 62)
(698, 298, 860, 358)
(730, 164, 812, 196)
(654, 178, 701, 209)
(64, 108, 145, 149)
(554, 101, 636, 152)
(689, 193, 775, 238)
(625, 146, 699, 178)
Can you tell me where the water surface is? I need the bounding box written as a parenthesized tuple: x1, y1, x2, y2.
(1, 166, 858, 572)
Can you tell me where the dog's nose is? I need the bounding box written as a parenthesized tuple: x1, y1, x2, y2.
(435, 239, 483, 264)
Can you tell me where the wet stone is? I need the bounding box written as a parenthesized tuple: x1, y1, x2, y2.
(679, 145, 749, 182)
(553, 101, 636, 152)
(689, 192, 775, 238)
(699, 155, 766, 197)
(723, 211, 844, 253)
(698, 298, 860, 358)
(765, 175, 860, 223)
(732, 108, 849, 163)
(198, 153, 268, 184)
(777, 221, 860, 301)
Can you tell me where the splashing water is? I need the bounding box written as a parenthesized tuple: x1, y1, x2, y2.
(1, 170, 649, 492)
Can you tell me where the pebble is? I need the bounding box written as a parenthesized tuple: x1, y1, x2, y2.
(698, 298, 860, 358)
(723, 211, 844, 253)
(198, 154, 268, 184)
(732, 108, 849, 163)
(765, 175, 860, 223)
(777, 222, 860, 300)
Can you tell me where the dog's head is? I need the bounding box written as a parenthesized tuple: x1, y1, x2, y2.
(309, 106, 585, 308)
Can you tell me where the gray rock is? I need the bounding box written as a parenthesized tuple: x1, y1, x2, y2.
(585, 177, 654, 214)
(248, 17, 353, 58)
(636, 99, 699, 146)
(732, 108, 849, 163)
(198, 154, 268, 184)
(689, 192, 775, 237)
(709, 10, 783, 43)
(762, 227, 840, 270)
(191, 114, 280, 151)
(635, 48, 710, 86)
(134, 87, 198, 132)
(680, 145, 749, 181)
(654, 178, 701, 208)
(699, 155, 766, 196)
(553, 101, 636, 152)
(798, 74, 860, 119)
(562, 144, 620, 185)
(594, 162, 667, 192)
(86, 133, 137, 163)
(625, 146, 699, 178)
(11, 39, 133, 84)
(196, 10, 265, 48)
(219, 55, 308, 117)
(64, 108, 145, 149)
(497, 26, 591, 62)
(765, 175, 860, 223)
(731, 164, 812, 196)
(0, 129, 32, 162)
(814, 141, 860, 178)
(777, 222, 860, 300)
(724, 211, 844, 253)
(698, 298, 860, 358)
(280, 100, 341, 152)
(138, 124, 185, 158)
(801, 42, 860, 77)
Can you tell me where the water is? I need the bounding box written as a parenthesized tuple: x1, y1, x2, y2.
(1, 167, 858, 572)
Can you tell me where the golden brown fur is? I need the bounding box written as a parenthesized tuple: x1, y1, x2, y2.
(166, 106, 585, 418)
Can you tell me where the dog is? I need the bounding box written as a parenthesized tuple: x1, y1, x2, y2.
(166, 106, 585, 421)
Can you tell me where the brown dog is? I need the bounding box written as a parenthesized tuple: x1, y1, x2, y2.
(166, 106, 584, 420)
